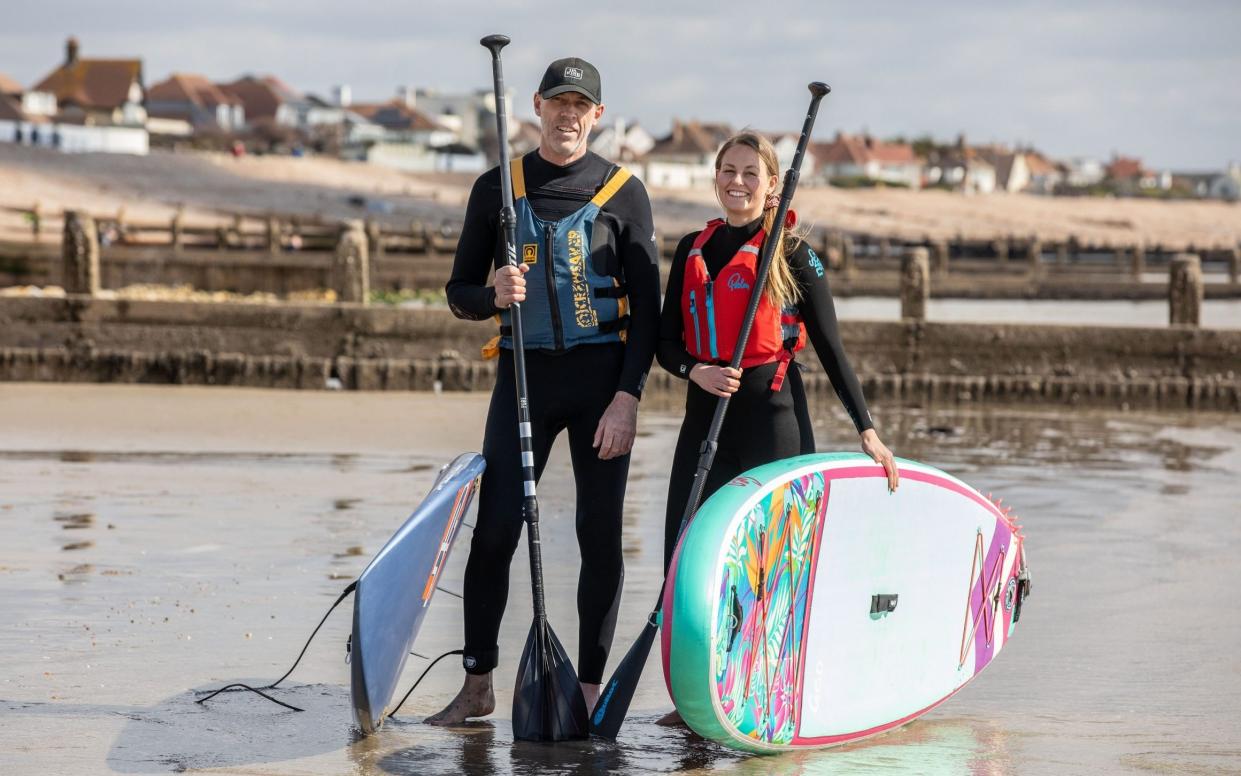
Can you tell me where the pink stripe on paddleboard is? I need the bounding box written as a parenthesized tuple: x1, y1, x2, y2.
(786, 463, 1012, 746)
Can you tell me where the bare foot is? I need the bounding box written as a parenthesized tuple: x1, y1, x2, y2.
(580, 682, 600, 717)
(655, 708, 685, 727)
(424, 673, 495, 726)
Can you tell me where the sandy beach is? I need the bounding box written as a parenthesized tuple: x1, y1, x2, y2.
(4, 144, 1241, 249)
(2, 383, 1239, 774)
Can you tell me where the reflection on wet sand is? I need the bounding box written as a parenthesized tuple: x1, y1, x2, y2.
(1, 388, 1239, 774)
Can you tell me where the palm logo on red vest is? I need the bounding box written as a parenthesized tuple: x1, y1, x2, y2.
(725, 272, 751, 292)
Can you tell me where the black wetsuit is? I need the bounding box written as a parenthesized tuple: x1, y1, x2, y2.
(446, 150, 660, 682)
(657, 218, 873, 569)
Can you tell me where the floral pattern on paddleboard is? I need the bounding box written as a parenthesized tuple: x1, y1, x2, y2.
(712, 473, 828, 744)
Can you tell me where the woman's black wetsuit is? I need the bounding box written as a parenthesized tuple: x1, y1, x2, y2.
(657, 217, 873, 569)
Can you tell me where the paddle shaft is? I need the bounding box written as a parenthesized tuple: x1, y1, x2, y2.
(591, 83, 830, 738)
(482, 34, 548, 623)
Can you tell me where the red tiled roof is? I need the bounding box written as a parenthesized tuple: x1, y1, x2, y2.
(350, 100, 441, 131)
(814, 133, 917, 166)
(218, 76, 284, 123)
(33, 58, 142, 111)
(0, 95, 24, 121)
(0, 73, 22, 96)
(1024, 151, 1057, 176)
(147, 73, 240, 109)
(1106, 155, 1146, 180)
(648, 120, 732, 158)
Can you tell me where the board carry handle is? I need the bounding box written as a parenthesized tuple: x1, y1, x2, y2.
(870, 593, 899, 615)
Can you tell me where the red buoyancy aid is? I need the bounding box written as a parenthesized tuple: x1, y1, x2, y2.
(681, 219, 806, 390)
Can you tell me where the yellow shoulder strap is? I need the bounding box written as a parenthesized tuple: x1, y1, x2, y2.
(591, 166, 633, 208)
(510, 157, 526, 200)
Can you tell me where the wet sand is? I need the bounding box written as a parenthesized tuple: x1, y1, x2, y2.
(2, 384, 1240, 775)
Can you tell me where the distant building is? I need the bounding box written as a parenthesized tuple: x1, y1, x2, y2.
(1022, 151, 1063, 194)
(0, 73, 21, 99)
(1209, 163, 1241, 201)
(218, 75, 304, 129)
(411, 87, 513, 163)
(2, 38, 148, 154)
(812, 132, 920, 188)
(590, 119, 655, 165)
(1104, 154, 1167, 193)
(343, 98, 482, 172)
(32, 36, 146, 127)
(1064, 157, 1106, 188)
(642, 120, 732, 188)
(146, 73, 245, 132)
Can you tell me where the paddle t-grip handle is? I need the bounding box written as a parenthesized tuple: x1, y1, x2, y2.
(480, 34, 510, 54)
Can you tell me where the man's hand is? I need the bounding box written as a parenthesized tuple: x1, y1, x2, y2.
(493, 263, 529, 308)
(593, 391, 639, 460)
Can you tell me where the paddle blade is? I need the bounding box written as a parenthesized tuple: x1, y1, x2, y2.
(589, 615, 659, 739)
(512, 620, 588, 742)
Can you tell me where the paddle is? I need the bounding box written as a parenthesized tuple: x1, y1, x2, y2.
(480, 33, 589, 743)
(590, 82, 831, 740)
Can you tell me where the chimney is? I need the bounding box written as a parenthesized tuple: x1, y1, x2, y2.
(397, 86, 415, 109)
(66, 36, 80, 65)
(332, 84, 351, 108)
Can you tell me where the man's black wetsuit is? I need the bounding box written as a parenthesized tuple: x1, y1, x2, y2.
(657, 218, 873, 569)
(446, 150, 660, 682)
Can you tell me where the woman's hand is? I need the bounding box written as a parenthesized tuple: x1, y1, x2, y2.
(493, 263, 529, 308)
(860, 428, 899, 492)
(689, 364, 741, 397)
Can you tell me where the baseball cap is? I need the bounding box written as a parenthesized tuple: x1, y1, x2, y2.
(538, 57, 602, 104)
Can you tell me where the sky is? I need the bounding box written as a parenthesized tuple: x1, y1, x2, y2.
(2, 1, 1238, 170)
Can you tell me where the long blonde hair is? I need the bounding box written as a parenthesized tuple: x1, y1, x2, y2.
(714, 131, 803, 309)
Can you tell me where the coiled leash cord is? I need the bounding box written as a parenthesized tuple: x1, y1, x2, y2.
(194, 580, 463, 718)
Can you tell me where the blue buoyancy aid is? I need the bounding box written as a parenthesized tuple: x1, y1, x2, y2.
(493, 155, 632, 353)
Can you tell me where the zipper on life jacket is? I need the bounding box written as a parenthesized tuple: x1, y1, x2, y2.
(543, 222, 565, 350)
(688, 290, 702, 354)
(704, 280, 719, 360)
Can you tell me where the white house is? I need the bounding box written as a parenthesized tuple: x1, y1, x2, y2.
(813, 132, 921, 189)
(641, 120, 731, 189)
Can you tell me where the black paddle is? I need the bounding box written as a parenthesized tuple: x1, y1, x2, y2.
(590, 82, 831, 740)
(481, 33, 589, 743)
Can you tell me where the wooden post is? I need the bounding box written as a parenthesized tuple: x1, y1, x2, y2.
(1026, 237, 1042, 277)
(992, 237, 1009, 265)
(31, 202, 42, 242)
(841, 235, 855, 278)
(266, 215, 281, 255)
(878, 237, 892, 262)
(900, 247, 929, 320)
(334, 220, 370, 304)
(1228, 245, 1240, 285)
(365, 218, 384, 260)
(62, 210, 100, 296)
(1055, 241, 1069, 265)
(1169, 253, 1202, 327)
(931, 239, 949, 275)
(1130, 244, 1145, 280)
(171, 207, 183, 252)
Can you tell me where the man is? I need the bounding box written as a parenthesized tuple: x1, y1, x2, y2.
(427, 56, 660, 724)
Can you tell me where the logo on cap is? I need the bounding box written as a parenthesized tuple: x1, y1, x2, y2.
(564, 66, 583, 80)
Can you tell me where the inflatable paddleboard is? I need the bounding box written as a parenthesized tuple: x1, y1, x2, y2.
(350, 452, 485, 734)
(662, 453, 1029, 754)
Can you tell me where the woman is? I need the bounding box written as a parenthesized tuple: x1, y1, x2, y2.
(657, 131, 899, 574)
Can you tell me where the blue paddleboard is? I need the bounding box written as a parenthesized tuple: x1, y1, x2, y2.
(350, 452, 485, 733)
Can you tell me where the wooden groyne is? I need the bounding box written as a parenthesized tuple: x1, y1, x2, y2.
(3, 204, 1239, 299)
(3, 295, 1237, 411)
